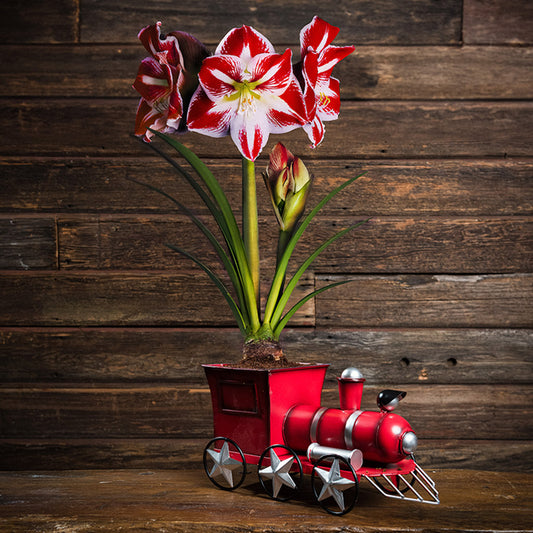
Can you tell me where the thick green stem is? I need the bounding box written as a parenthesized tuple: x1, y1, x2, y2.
(276, 229, 292, 270)
(242, 157, 260, 315)
(276, 228, 292, 295)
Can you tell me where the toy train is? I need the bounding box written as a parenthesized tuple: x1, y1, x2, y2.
(202, 363, 439, 515)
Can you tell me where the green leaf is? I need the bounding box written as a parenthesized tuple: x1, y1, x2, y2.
(149, 132, 238, 241)
(273, 280, 353, 340)
(145, 131, 261, 333)
(263, 172, 366, 325)
(270, 220, 369, 331)
(165, 243, 248, 336)
(138, 136, 240, 274)
(136, 135, 223, 227)
(125, 175, 250, 326)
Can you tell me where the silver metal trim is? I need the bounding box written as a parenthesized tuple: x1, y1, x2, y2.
(362, 458, 439, 505)
(307, 443, 363, 471)
(344, 410, 362, 449)
(310, 407, 328, 443)
(401, 431, 418, 454)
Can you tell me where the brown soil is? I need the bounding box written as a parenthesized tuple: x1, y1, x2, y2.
(237, 339, 295, 369)
(236, 355, 296, 369)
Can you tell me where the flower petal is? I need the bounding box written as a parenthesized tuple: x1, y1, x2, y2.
(300, 16, 339, 57)
(216, 25, 275, 59)
(169, 31, 211, 96)
(265, 78, 308, 133)
(135, 99, 166, 138)
(300, 51, 318, 121)
(169, 30, 210, 73)
(138, 21, 181, 66)
(198, 55, 242, 100)
(316, 77, 341, 120)
(187, 87, 234, 137)
(133, 57, 174, 104)
(230, 109, 268, 161)
(138, 22, 163, 56)
(303, 114, 325, 148)
(317, 45, 356, 78)
(167, 90, 184, 127)
(252, 49, 293, 94)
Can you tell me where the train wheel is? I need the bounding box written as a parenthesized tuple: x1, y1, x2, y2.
(257, 445, 303, 501)
(311, 454, 359, 515)
(203, 437, 246, 491)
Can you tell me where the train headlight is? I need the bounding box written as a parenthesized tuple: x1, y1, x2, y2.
(401, 431, 418, 454)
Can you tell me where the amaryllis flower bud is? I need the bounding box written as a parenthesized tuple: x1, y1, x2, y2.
(263, 143, 311, 232)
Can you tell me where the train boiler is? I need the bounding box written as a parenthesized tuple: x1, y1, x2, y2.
(203, 363, 439, 515)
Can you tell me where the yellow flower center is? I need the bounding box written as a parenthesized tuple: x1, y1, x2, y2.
(227, 79, 260, 115)
(318, 92, 330, 108)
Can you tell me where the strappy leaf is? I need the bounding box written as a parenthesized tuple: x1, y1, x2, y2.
(165, 243, 247, 336)
(263, 172, 365, 325)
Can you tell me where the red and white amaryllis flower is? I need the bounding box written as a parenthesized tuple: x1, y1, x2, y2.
(133, 22, 209, 140)
(187, 25, 307, 161)
(298, 16, 355, 148)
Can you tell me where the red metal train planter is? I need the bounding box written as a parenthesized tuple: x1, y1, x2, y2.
(202, 363, 439, 515)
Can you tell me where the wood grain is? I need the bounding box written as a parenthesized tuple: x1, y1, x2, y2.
(0, 383, 530, 440)
(0, 469, 531, 532)
(3, 45, 532, 100)
(463, 0, 533, 44)
(2, 158, 531, 216)
(0, 0, 78, 44)
(347, 46, 533, 100)
(79, 0, 462, 45)
(0, 327, 531, 385)
(0, 217, 56, 270)
(55, 215, 533, 273)
(2, 100, 532, 158)
(1, 273, 530, 328)
(314, 216, 533, 273)
(316, 274, 533, 328)
(0, 272, 314, 327)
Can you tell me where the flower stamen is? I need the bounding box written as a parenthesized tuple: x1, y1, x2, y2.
(318, 92, 330, 108)
(227, 80, 260, 115)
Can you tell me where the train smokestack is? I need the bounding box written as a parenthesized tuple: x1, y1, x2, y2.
(338, 367, 365, 411)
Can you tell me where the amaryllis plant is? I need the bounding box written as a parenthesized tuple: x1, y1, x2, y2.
(133, 17, 364, 366)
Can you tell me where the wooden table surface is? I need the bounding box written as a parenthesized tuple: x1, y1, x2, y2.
(0, 468, 531, 532)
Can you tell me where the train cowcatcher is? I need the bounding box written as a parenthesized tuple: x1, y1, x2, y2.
(202, 363, 439, 515)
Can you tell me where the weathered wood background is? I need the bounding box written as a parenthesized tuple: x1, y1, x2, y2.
(0, 0, 532, 472)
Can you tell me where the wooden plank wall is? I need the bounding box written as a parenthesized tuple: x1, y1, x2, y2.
(0, 0, 532, 472)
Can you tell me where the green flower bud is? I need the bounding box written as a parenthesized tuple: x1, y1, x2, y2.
(263, 143, 311, 231)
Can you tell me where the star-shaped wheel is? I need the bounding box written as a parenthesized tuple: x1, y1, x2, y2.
(206, 441, 242, 487)
(315, 458, 356, 511)
(259, 448, 297, 498)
